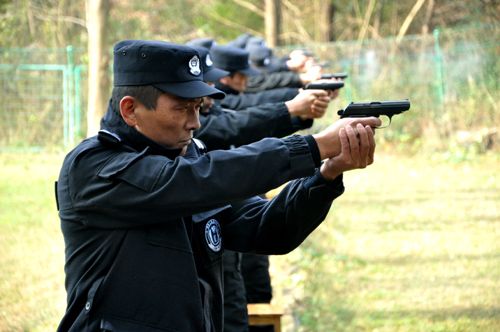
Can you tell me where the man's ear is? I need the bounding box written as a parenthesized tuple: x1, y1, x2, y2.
(119, 96, 137, 127)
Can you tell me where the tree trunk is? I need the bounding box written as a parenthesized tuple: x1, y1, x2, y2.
(86, 0, 110, 137)
(318, 0, 334, 42)
(265, 0, 281, 47)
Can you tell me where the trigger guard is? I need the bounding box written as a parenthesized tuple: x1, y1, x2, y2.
(379, 115, 391, 128)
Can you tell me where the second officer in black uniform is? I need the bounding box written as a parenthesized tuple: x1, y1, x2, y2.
(210, 44, 300, 110)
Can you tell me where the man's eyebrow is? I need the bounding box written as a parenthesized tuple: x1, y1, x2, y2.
(174, 96, 202, 103)
(173, 98, 203, 108)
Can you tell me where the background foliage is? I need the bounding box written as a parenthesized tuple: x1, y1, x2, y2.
(1, 0, 499, 47)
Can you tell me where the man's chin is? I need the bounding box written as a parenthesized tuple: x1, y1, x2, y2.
(179, 138, 192, 145)
(178, 139, 192, 149)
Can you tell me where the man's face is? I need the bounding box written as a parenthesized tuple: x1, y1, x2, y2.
(220, 72, 248, 92)
(201, 81, 216, 113)
(202, 96, 213, 113)
(132, 93, 202, 154)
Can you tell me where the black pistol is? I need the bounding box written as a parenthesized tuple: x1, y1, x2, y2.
(337, 100, 411, 126)
(320, 72, 348, 80)
(304, 81, 344, 90)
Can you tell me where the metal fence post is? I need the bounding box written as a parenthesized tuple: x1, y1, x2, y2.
(66, 45, 75, 147)
(433, 28, 445, 106)
(74, 65, 83, 139)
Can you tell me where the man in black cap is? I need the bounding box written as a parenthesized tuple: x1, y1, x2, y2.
(210, 44, 303, 110)
(55, 39, 380, 332)
(190, 46, 333, 332)
(244, 44, 325, 93)
(190, 44, 341, 332)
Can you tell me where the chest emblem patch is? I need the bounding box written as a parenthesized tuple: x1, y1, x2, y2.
(205, 219, 222, 252)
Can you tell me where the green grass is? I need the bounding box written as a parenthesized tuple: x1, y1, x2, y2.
(0, 152, 67, 332)
(0, 151, 499, 331)
(272, 153, 500, 331)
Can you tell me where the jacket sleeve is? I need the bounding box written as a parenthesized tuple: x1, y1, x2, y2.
(221, 88, 300, 110)
(222, 171, 345, 254)
(245, 72, 303, 93)
(58, 135, 318, 228)
(195, 104, 312, 151)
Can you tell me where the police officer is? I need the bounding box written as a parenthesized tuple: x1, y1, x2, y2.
(244, 44, 325, 93)
(210, 44, 301, 110)
(56, 39, 380, 332)
(188, 46, 333, 331)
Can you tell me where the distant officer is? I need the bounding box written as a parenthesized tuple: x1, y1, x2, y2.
(210, 44, 301, 110)
(190, 46, 333, 332)
(245, 44, 324, 93)
(56, 39, 380, 332)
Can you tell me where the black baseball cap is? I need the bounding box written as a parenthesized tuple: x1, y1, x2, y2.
(113, 40, 225, 99)
(227, 33, 253, 49)
(246, 36, 266, 48)
(246, 45, 273, 68)
(210, 45, 260, 76)
(190, 46, 230, 82)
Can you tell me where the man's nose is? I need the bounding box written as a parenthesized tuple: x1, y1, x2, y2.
(187, 108, 201, 130)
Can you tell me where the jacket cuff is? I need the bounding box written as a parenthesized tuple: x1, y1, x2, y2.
(303, 170, 345, 199)
(290, 117, 314, 131)
(281, 135, 317, 175)
(303, 135, 321, 167)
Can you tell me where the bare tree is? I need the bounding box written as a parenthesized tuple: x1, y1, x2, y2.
(265, 0, 281, 47)
(86, 0, 110, 137)
(396, 0, 426, 43)
(315, 0, 335, 42)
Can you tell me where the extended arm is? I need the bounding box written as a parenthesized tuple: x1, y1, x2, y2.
(220, 87, 299, 110)
(223, 171, 344, 254)
(223, 122, 377, 254)
(195, 104, 312, 150)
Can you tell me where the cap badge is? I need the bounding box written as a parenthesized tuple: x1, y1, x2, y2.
(205, 219, 222, 252)
(205, 54, 213, 68)
(189, 55, 201, 76)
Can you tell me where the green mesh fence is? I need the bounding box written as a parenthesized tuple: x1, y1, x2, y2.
(0, 47, 87, 150)
(277, 24, 499, 143)
(0, 24, 498, 150)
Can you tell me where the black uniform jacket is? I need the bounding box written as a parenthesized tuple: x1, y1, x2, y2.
(245, 71, 303, 93)
(56, 105, 344, 332)
(216, 83, 299, 111)
(195, 103, 312, 151)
